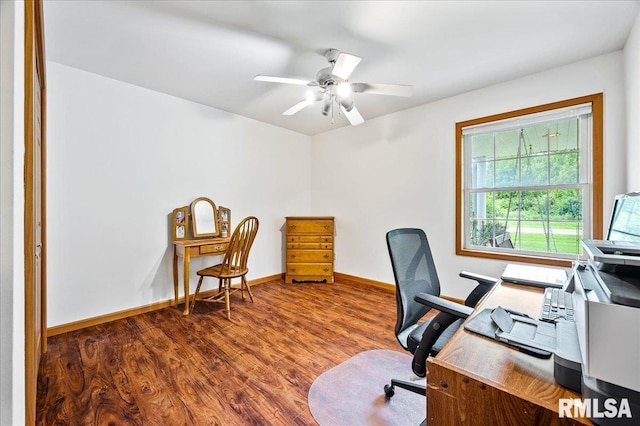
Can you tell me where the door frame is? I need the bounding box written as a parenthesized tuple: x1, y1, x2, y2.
(24, 0, 47, 424)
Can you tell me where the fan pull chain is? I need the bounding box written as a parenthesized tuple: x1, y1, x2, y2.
(330, 95, 335, 125)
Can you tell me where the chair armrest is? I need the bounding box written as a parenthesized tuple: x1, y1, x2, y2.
(459, 271, 498, 287)
(459, 271, 498, 307)
(412, 310, 459, 377)
(414, 293, 474, 319)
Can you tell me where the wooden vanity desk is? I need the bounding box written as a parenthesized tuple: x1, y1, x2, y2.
(173, 237, 229, 315)
(171, 197, 232, 315)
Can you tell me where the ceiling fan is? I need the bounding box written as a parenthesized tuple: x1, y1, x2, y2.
(254, 49, 412, 126)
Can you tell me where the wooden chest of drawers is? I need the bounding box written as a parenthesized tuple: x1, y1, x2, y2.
(285, 216, 334, 283)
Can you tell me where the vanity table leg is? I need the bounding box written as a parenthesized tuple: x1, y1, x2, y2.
(183, 249, 191, 315)
(172, 246, 179, 306)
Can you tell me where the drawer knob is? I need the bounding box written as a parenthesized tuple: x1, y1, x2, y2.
(323, 268, 329, 272)
(291, 254, 296, 259)
(290, 268, 297, 272)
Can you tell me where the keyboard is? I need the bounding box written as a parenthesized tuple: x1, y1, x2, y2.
(539, 287, 575, 322)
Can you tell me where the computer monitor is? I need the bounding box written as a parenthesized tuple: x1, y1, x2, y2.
(581, 193, 640, 271)
(606, 192, 640, 242)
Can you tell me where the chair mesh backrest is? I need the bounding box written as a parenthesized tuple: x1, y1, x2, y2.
(386, 228, 442, 340)
(220, 216, 259, 275)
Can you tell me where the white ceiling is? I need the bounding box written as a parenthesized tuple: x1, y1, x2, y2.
(43, 0, 640, 136)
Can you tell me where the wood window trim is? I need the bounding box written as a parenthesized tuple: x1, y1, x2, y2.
(455, 93, 603, 268)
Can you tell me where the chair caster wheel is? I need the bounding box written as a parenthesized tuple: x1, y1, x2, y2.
(384, 384, 395, 399)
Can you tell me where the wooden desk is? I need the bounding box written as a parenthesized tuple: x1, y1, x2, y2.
(173, 237, 229, 315)
(427, 281, 591, 425)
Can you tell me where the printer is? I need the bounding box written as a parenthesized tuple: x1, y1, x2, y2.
(553, 193, 640, 424)
(552, 255, 640, 425)
(573, 250, 640, 393)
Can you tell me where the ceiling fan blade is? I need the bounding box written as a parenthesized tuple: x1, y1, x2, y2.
(351, 83, 413, 97)
(254, 75, 312, 86)
(283, 91, 324, 115)
(283, 99, 311, 116)
(341, 104, 364, 126)
(331, 53, 362, 80)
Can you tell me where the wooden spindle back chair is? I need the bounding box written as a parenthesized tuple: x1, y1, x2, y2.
(192, 216, 259, 319)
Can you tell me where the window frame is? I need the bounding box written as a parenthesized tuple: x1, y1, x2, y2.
(455, 94, 603, 267)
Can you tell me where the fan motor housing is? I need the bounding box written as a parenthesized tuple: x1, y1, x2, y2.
(316, 67, 340, 88)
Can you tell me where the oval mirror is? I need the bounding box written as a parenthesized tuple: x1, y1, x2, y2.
(191, 197, 219, 238)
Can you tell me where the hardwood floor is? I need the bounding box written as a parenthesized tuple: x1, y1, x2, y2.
(36, 278, 407, 425)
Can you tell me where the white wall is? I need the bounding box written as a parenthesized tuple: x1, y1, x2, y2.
(46, 62, 311, 327)
(311, 52, 627, 300)
(625, 11, 640, 191)
(3, 6, 636, 422)
(0, 1, 25, 424)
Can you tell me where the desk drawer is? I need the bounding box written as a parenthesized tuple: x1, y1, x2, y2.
(287, 242, 334, 250)
(287, 219, 334, 235)
(287, 250, 333, 263)
(200, 242, 228, 255)
(287, 263, 333, 276)
(288, 236, 332, 245)
(288, 235, 326, 243)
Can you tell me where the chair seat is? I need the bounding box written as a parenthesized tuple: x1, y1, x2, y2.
(402, 317, 464, 356)
(196, 264, 247, 279)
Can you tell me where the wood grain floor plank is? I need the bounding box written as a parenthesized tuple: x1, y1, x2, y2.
(37, 278, 418, 425)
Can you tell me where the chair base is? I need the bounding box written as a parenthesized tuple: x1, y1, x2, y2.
(191, 276, 254, 320)
(384, 379, 426, 399)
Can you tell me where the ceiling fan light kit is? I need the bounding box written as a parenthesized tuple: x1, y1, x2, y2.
(254, 48, 412, 126)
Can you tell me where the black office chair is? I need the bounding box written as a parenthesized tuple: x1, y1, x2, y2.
(384, 228, 497, 399)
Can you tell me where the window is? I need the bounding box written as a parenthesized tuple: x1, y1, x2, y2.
(456, 94, 603, 266)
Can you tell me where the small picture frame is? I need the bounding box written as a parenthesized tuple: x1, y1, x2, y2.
(172, 206, 189, 241)
(176, 225, 185, 239)
(219, 206, 231, 238)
